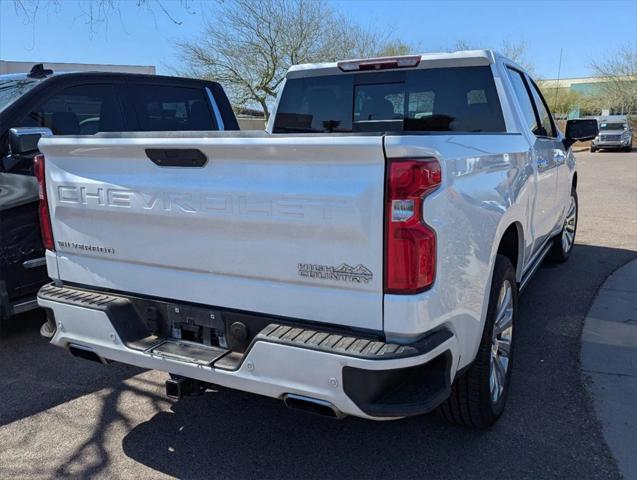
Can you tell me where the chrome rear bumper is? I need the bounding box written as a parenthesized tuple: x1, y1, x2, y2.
(38, 283, 458, 420)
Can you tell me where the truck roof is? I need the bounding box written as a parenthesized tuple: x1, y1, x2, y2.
(286, 50, 503, 79)
(0, 70, 200, 83)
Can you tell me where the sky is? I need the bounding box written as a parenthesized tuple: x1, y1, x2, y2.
(1, 0, 636, 79)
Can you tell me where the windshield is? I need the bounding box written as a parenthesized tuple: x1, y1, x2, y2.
(600, 122, 626, 131)
(273, 66, 505, 133)
(0, 78, 39, 111)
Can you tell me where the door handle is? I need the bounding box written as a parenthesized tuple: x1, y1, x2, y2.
(145, 149, 208, 167)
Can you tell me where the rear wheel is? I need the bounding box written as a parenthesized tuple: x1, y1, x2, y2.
(549, 190, 578, 263)
(439, 255, 517, 428)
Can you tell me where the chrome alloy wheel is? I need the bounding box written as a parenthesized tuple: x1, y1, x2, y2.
(561, 195, 577, 253)
(490, 280, 513, 404)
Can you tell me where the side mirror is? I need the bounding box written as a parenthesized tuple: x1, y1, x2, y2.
(563, 119, 599, 150)
(8, 127, 53, 155)
(3, 127, 52, 173)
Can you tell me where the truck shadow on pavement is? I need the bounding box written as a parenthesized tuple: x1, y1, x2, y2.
(118, 243, 636, 480)
(0, 310, 143, 428)
(1, 243, 634, 479)
(123, 388, 559, 479)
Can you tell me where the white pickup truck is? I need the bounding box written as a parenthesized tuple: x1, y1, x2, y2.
(36, 51, 597, 428)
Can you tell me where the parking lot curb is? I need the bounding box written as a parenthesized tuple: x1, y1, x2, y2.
(581, 259, 637, 480)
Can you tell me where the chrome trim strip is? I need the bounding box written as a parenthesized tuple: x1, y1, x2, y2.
(22, 257, 46, 269)
(205, 87, 225, 131)
(519, 240, 553, 292)
(11, 298, 39, 314)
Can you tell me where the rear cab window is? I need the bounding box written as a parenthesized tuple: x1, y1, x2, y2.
(124, 84, 217, 131)
(273, 66, 506, 133)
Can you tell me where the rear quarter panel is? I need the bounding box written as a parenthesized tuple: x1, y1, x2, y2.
(384, 133, 532, 369)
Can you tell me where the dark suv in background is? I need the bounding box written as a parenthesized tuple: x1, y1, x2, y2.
(0, 64, 238, 334)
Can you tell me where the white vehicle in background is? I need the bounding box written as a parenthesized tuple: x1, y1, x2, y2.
(35, 51, 597, 428)
(590, 115, 633, 152)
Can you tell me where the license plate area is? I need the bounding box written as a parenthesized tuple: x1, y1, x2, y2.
(166, 303, 228, 349)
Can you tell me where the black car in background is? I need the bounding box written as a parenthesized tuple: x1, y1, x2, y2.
(0, 64, 238, 334)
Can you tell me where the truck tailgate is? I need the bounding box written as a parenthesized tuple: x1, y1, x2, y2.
(38, 135, 386, 331)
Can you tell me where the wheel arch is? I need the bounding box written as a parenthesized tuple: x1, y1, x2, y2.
(496, 221, 524, 282)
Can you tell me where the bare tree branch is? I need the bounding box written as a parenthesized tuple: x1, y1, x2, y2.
(452, 39, 536, 76)
(590, 45, 637, 115)
(11, 0, 195, 34)
(176, 0, 411, 118)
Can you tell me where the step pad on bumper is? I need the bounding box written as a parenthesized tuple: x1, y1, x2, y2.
(258, 324, 433, 360)
(39, 284, 125, 310)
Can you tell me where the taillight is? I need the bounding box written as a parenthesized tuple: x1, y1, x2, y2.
(337, 55, 421, 72)
(385, 158, 441, 293)
(33, 154, 55, 251)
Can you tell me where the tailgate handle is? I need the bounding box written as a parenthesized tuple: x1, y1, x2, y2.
(145, 148, 207, 167)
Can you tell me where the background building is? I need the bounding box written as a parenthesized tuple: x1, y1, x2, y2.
(539, 76, 637, 118)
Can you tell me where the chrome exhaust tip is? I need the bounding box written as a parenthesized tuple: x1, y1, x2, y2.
(282, 393, 345, 419)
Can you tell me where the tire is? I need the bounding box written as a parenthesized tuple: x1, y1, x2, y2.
(40, 317, 56, 338)
(590, 146, 596, 152)
(0, 296, 9, 338)
(438, 255, 517, 428)
(549, 189, 578, 263)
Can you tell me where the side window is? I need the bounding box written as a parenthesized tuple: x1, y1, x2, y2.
(126, 85, 215, 131)
(528, 80, 557, 137)
(506, 68, 539, 135)
(19, 84, 124, 135)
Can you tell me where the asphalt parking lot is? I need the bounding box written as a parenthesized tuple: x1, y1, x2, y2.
(1, 150, 635, 480)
